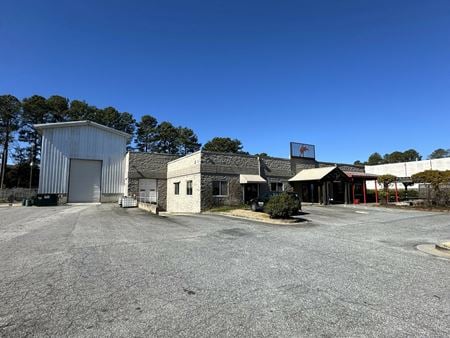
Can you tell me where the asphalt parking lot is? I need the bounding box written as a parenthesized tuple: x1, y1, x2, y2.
(0, 204, 449, 337)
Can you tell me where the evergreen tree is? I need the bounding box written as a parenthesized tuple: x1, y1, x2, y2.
(136, 115, 158, 152)
(177, 127, 201, 155)
(154, 122, 179, 154)
(0, 95, 22, 188)
(19, 95, 51, 166)
(203, 137, 244, 153)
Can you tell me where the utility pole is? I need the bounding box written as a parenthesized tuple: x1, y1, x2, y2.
(29, 161, 34, 189)
(0, 119, 10, 189)
(29, 143, 35, 189)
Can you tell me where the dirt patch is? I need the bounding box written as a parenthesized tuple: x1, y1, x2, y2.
(378, 204, 450, 213)
(211, 209, 308, 225)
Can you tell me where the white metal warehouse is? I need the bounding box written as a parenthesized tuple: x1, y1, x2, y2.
(35, 121, 130, 203)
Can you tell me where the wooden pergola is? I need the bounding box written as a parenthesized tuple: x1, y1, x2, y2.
(343, 171, 378, 204)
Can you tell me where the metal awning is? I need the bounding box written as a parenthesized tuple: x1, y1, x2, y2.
(288, 167, 336, 182)
(239, 174, 267, 184)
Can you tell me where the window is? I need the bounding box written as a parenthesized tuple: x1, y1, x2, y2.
(186, 180, 193, 195)
(270, 182, 284, 192)
(174, 182, 180, 195)
(212, 181, 228, 196)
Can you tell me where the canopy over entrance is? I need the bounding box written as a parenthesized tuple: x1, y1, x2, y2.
(239, 174, 267, 184)
(289, 166, 345, 182)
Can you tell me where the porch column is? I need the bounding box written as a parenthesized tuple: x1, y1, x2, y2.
(363, 180, 367, 204)
(329, 181, 333, 203)
(318, 184, 322, 204)
(374, 180, 379, 204)
(323, 182, 328, 205)
(394, 181, 399, 202)
(344, 183, 349, 204)
(352, 181, 355, 204)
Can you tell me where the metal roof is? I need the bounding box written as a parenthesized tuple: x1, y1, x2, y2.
(34, 120, 131, 139)
(343, 171, 378, 180)
(239, 174, 267, 184)
(288, 167, 336, 182)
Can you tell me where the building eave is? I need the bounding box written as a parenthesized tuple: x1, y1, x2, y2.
(34, 120, 132, 140)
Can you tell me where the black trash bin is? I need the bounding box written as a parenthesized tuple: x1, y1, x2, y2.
(34, 194, 58, 206)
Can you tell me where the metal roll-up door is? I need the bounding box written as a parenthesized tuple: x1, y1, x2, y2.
(68, 159, 102, 203)
(139, 179, 157, 203)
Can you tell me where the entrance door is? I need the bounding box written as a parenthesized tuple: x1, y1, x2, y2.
(243, 183, 259, 202)
(68, 159, 102, 203)
(139, 179, 157, 203)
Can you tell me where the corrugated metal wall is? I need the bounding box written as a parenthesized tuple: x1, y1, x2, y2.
(38, 125, 127, 194)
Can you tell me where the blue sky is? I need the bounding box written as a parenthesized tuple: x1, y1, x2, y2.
(1, 0, 449, 163)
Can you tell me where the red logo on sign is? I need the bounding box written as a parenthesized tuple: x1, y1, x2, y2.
(299, 145, 309, 157)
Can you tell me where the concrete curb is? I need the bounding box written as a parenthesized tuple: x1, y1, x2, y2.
(416, 244, 450, 260)
(204, 211, 308, 225)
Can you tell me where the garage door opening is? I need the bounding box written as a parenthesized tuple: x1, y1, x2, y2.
(139, 179, 157, 203)
(68, 159, 102, 203)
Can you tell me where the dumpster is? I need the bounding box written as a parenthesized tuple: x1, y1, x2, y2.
(34, 194, 58, 206)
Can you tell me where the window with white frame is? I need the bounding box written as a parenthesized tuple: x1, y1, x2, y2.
(174, 182, 180, 195)
(270, 182, 284, 192)
(212, 181, 228, 196)
(186, 180, 193, 195)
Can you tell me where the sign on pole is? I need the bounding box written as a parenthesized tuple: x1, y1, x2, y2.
(290, 142, 315, 159)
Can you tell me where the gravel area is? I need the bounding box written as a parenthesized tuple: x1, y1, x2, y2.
(0, 204, 449, 337)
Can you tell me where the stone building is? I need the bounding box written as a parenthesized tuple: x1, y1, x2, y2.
(35, 121, 375, 210)
(126, 150, 372, 211)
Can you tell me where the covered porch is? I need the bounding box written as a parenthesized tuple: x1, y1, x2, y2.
(289, 167, 378, 205)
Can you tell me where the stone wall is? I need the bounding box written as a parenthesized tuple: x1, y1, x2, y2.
(128, 152, 179, 179)
(290, 157, 318, 173)
(200, 155, 296, 210)
(157, 180, 167, 211)
(201, 152, 259, 175)
(260, 156, 292, 178)
(200, 174, 242, 210)
(127, 152, 179, 210)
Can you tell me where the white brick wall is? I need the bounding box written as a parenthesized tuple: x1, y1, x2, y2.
(167, 174, 201, 212)
(167, 152, 202, 212)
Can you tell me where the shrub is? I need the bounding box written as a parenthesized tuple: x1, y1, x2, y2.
(264, 193, 299, 219)
(412, 170, 450, 207)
